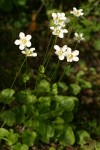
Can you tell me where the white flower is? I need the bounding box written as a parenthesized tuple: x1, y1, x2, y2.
(66, 48, 79, 62)
(50, 26, 68, 38)
(74, 32, 85, 43)
(21, 48, 37, 57)
(52, 12, 69, 27)
(70, 7, 84, 17)
(54, 45, 68, 60)
(14, 32, 32, 50)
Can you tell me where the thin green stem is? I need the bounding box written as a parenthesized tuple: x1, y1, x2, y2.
(59, 66, 68, 82)
(45, 36, 57, 70)
(74, 41, 78, 50)
(43, 35, 52, 66)
(50, 59, 60, 83)
(25, 57, 28, 92)
(10, 57, 26, 89)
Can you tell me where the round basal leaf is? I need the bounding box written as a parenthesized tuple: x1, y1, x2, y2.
(12, 143, 29, 150)
(59, 126, 75, 146)
(0, 110, 15, 126)
(22, 130, 36, 146)
(70, 83, 81, 95)
(6, 129, 19, 146)
(77, 130, 90, 146)
(55, 96, 78, 111)
(62, 112, 74, 123)
(53, 117, 64, 125)
(26, 95, 37, 104)
(20, 144, 29, 150)
(37, 79, 50, 94)
(0, 128, 9, 140)
(0, 89, 15, 104)
(1, 89, 15, 97)
(41, 125, 55, 143)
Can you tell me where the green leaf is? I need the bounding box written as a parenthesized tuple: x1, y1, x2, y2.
(0, 128, 9, 140)
(0, 89, 15, 104)
(41, 125, 54, 143)
(51, 83, 58, 95)
(20, 144, 29, 150)
(79, 80, 92, 89)
(22, 130, 36, 146)
(37, 79, 50, 94)
(62, 112, 74, 123)
(77, 130, 90, 146)
(12, 143, 29, 150)
(59, 126, 75, 146)
(70, 83, 81, 95)
(0, 110, 15, 126)
(53, 117, 64, 125)
(6, 129, 19, 146)
(55, 96, 78, 111)
(57, 82, 68, 93)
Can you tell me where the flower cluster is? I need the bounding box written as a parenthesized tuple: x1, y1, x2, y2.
(54, 45, 79, 62)
(50, 12, 69, 38)
(14, 32, 37, 57)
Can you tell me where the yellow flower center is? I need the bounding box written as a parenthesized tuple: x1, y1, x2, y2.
(68, 53, 73, 59)
(21, 39, 27, 44)
(58, 50, 63, 55)
(26, 50, 33, 55)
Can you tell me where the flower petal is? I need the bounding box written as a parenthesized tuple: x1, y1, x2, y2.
(52, 13, 57, 19)
(73, 50, 79, 56)
(32, 53, 37, 57)
(59, 32, 64, 38)
(63, 29, 68, 33)
(19, 32, 25, 39)
(19, 44, 25, 50)
(73, 56, 79, 61)
(50, 26, 54, 30)
(66, 47, 72, 53)
(62, 45, 67, 51)
(21, 50, 26, 54)
(30, 48, 35, 51)
(14, 40, 21, 45)
(26, 34, 32, 40)
(59, 55, 64, 60)
(26, 41, 31, 47)
(54, 45, 60, 51)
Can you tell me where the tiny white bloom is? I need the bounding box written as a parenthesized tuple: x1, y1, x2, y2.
(54, 45, 68, 60)
(66, 48, 79, 62)
(14, 32, 32, 50)
(70, 7, 84, 17)
(21, 48, 37, 57)
(50, 26, 68, 38)
(74, 32, 85, 43)
(52, 12, 69, 27)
